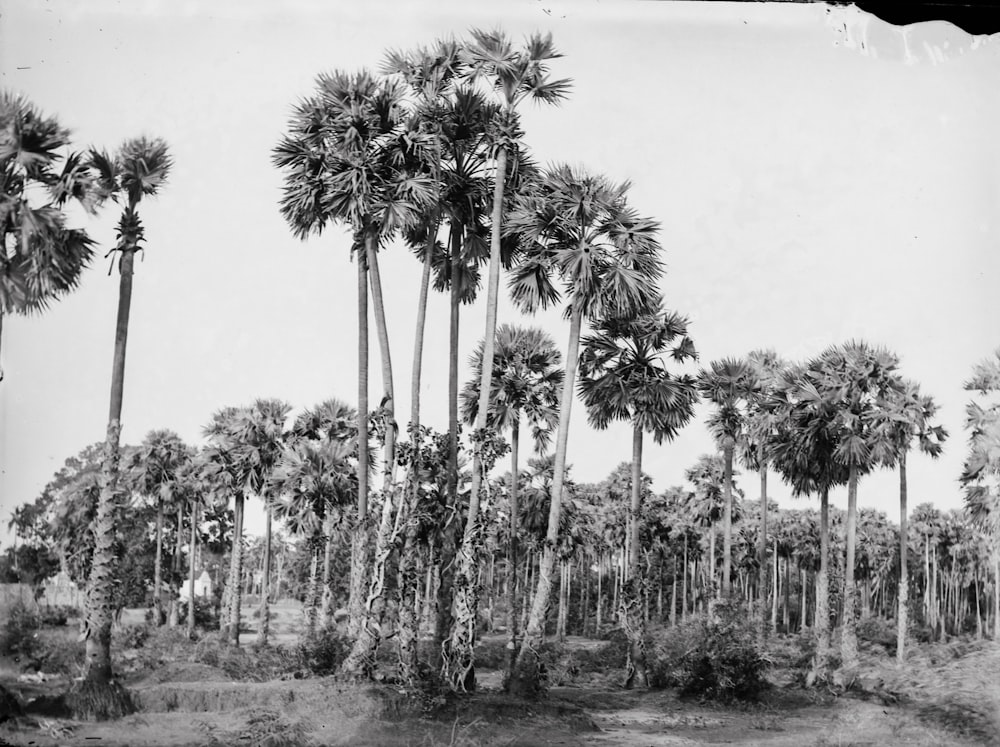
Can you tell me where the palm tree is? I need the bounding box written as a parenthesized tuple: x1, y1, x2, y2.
(768, 361, 849, 681)
(126, 430, 190, 626)
(579, 306, 698, 688)
(505, 164, 662, 695)
(201, 406, 254, 645)
(960, 349, 1000, 640)
(871, 379, 946, 660)
(698, 358, 757, 597)
(683, 454, 742, 605)
(0, 90, 98, 381)
(68, 136, 170, 720)
(811, 342, 905, 668)
(458, 324, 563, 684)
(270, 439, 355, 640)
(740, 349, 787, 631)
(274, 70, 436, 640)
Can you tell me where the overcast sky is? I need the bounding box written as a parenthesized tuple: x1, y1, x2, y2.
(1, 0, 998, 545)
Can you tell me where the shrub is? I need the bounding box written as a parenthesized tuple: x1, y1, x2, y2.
(295, 628, 348, 676)
(665, 600, 771, 701)
(176, 597, 218, 629)
(856, 616, 895, 654)
(114, 624, 152, 650)
(0, 601, 41, 659)
(38, 605, 78, 627)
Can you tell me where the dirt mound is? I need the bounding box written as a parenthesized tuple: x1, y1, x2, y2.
(128, 661, 232, 686)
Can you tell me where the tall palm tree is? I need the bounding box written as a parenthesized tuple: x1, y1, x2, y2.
(683, 454, 741, 605)
(275, 70, 435, 640)
(290, 398, 366, 625)
(201, 406, 253, 645)
(740, 349, 787, 631)
(68, 137, 170, 720)
(698, 358, 757, 597)
(505, 165, 662, 695)
(810, 342, 905, 668)
(768, 362, 849, 681)
(871, 379, 946, 661)
(126, 430, 190, 625)
(0, 90, 98, 381)
(270, 439, 355, 640)
(960, 349, 1000, 640)
(233, 399, 291, 647)
(458, 324, 563, 684)
(579, 306, 698, 688)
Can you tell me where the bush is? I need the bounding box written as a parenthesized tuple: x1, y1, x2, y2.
(0, 601, 41, 659)
(295, 628, 348, 676)
(176, 597, 218, 629)
(654, 600, 770, 701)
(114, 623, 152, 650)
(38, 605, 78, 627)
(856, 616, 896, 654)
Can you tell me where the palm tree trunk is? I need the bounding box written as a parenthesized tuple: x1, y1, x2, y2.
(435, 226, 462, 670)
(771, 540, 779, 631)
(994, 555, 999, 641)
(320, 516, 334, 624)
(623, 423, 647, 689)
(709, 525, 717, 598)
(813, 487, 831, 680)
(841, 467, 859, 668)
(670, 568, 678, 627)
(512, 301, 583, 696)
(187, 502, 198, 640)
(256, 505, 273, 646)
(505, 420, 521, 679)
(596, 553, 604, 631)
(168, 506, 183, 628)
(758, 466, 768, 633)
(722, 440, 734, 597)
(153, 497, 164, 626)
(896, 450, 908, 662)
(305, 542, 320, 640)
(69, 246, 137, 720)
(349, 248, 370, 641)
(682, 539, 688, 622)
(227, 493, 245, 646)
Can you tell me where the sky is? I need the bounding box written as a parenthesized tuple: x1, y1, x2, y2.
(1, 0, 998, 545)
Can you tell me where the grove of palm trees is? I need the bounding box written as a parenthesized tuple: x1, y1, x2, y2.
(1, 3, 998, 746)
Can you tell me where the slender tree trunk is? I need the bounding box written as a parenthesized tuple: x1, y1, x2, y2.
(682, 539, 688, 622)
(512, 302, 583, 696)
(771, 540, 779, 631)
(343, 232, 399, 676)
(168, 506, 182, 628)
(435, 226, 462, 670)
(994, 555, 999, 641)
(446, 145, 508, 692)
(812, 487, 831, 681)
(623, 424, 647, 688)
(320, 516, 334, 625)
(349, 248, 370, 640)
(670, 568, 678, 627)
(256, 505, 273, 646)
(596, 553, 604, 631)
(841, 467, 859, 667)
(758, 466, 768, 631)
(896, 451, 909, 662)
(227, 493, 245, 646)
(709, 525, 717, 598)
(505, 420, 521, 680)
(70, 246, 138, 719)
(187, 502, 198, 640)
(305, 543, 320, 640)
(722, 440, 734, 596)
(153, 497, 164, 626)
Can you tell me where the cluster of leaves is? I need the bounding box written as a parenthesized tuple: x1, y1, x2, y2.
(0, 601, 41, 658)
(648, 601, 771, 701)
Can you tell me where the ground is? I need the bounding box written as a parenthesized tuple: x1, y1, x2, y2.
(0, 600, 995, 746)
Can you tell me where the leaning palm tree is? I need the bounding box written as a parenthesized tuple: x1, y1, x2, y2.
(698, 358, 757, 598)
(579, 305, 698, 688)
(459, 324, 563, 684)
(67, 136, 170, 720)
(505, 165, 662, 695)
(126, 430, 190, 626)
(0, 90, 98, 381)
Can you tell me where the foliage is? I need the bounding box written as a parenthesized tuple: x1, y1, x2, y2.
(176, 597, 219, 629)
(667, 601, 771, 701)
(38, 604, 78, 627)
(0, 600, 41, 658)
(296, 627, 350, 676)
